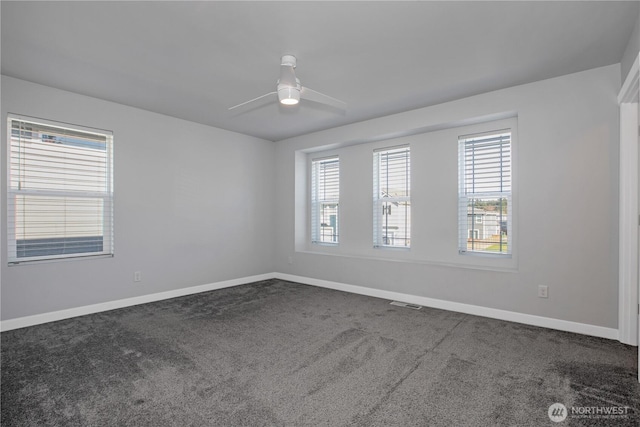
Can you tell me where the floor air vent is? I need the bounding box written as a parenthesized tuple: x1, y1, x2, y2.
(390, 301, 422, 310)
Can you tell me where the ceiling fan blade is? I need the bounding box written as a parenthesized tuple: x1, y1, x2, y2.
(228, 91, 277, 111)
(279, 64, 297, 87)
(300, 86, 347, 111)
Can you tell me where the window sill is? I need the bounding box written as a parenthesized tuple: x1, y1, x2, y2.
(373, 245, 411, 251)
(295, 249, 518, 273)
(311, 242, 339, 247)
(458, 250, 512, 259)
(8, 253, 114, 267)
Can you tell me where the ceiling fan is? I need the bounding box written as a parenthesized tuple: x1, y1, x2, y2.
(228, 55, 347, 112)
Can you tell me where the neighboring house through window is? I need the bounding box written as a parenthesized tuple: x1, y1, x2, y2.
(7, 115, 114, 263)
(374, 146, 410, 248)
(311, 156, 339, 244)
(458, 130, 511, 254)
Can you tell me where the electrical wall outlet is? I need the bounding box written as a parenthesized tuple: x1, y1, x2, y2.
(134, 271, 142, 282)
(288, 256, 293, 265)
(538, 285, 548, 298)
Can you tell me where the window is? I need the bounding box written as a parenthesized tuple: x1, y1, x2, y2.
(458, 130, 511, 254)
(311, 156, 339, 244)
(7, 116, 114, 263)
(374, 146, 410, 248)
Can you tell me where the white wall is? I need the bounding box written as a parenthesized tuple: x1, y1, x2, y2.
(0, 64, 623, 332)
(621, 12, 640, 82)
(1, 76, 276, 320)
(275, 64, 620, 329)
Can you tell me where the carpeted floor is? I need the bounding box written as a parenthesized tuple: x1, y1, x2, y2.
(1, 279, 638, 426)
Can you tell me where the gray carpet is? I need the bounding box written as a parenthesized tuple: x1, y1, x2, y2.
(1, 279, 638, 426)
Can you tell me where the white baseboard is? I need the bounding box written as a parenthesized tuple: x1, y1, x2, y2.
(1, 272, 620, 341)
(274, 273, 619, 341)
(0, 273, 274, 332)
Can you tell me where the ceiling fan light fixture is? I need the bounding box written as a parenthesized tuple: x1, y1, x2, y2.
(278, 86, 300, 105)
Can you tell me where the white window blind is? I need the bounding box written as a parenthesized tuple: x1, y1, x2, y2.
(7, 116, 114, 264)
(311, 156, 339, 244)
(373, 146, 410, 248)
(458, 130, 511, 254)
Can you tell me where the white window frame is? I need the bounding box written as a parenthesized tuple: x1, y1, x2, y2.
(458, 129, 511, 255)
(311, 156, 339, 245)
(373, 145, 411, 249)
(7, 114, 114, 264)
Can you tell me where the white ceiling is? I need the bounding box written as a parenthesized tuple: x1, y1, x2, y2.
(2, 1, 638, 142)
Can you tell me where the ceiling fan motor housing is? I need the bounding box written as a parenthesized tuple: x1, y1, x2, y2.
(277, 55, 300, 104)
